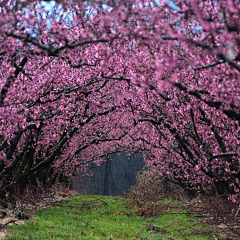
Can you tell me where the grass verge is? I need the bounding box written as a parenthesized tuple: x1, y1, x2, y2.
(5, 195, 218, 239)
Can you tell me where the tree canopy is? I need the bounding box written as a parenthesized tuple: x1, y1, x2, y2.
(0, 0, 240, 203)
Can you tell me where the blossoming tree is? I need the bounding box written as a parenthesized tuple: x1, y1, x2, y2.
(0, 0, 240, 202)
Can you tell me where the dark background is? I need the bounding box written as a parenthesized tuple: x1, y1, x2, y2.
(75, 152, 145, 195)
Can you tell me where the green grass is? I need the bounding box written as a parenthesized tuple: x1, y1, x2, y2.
(5, 195, 218, 240)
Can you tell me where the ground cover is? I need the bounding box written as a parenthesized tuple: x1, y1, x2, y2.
(4, 195, 218, 240)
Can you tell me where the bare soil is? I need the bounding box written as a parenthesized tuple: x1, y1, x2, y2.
(0, 190, 78, 239)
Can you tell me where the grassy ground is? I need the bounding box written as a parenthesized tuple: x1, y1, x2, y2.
(5, 195, 218, 240)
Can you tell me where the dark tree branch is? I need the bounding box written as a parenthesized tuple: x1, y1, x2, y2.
(210, 152, 238, 159)
(0, 56, 28, 106)
(8, 32, 108, 57)
(173, 82, 240, 121)
(192, 60, 225, 70)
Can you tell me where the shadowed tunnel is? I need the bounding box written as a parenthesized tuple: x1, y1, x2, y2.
(76, 152, 145, 196)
